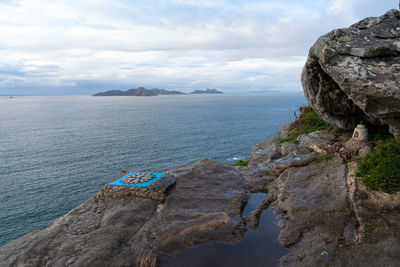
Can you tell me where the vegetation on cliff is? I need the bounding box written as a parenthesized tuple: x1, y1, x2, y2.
(232, 159, 249, 166)
(357, 138, 400, 193)
(280, 106, 333, 143)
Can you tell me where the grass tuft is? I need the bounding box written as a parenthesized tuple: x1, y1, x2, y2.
(232, 160, 249, 167)
(356, 138, 400, 193)
(280, 106, 333, 144)
(263, 184, 269, 192)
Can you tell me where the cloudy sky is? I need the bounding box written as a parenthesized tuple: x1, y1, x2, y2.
(0, 0, 395, 95)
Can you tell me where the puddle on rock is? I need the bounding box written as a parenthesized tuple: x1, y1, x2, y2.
(161, 193, 288, 267)
(242, 193, 266, 217)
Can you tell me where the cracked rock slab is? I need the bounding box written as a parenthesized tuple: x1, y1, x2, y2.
(268, 157, 352, 266)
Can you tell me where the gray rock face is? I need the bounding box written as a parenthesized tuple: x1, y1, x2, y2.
(244, 128, 400, 266)
(0, 159, 249, 266)
(270, 152, 320, 174)
(270, 157, 352, 266)
(334, 162, 400, 266)
(266, 154, 400, 266)
(250, 137, 282, 165)
(280, 142, 311, 156)
(298, 130, 336, 153)
(302, 9, 400, 136)
(242, 138, 283, 191)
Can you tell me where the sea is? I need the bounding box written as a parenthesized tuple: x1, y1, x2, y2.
(0, 94, 305, 246)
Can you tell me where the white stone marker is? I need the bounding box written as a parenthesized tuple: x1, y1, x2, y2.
(352, 122, 368, 141)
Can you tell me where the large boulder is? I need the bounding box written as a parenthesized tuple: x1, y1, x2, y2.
(302, 9, 400, 136)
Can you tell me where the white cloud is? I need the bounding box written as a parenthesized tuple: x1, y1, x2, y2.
(170, 0, 217, 7)
(0, 0, 395, 94)
(328, 0, 348, 13)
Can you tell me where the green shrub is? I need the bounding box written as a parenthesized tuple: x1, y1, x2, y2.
(356, 138, 400, 193)
(232, 160, 249, 166)
(280, 106, 333, 144)
(243, 216, 250, 222)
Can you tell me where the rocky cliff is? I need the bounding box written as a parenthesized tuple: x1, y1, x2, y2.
(302, 9, 400, 136)
(1, 126, 399, 266)
(247, 129, 400, 266)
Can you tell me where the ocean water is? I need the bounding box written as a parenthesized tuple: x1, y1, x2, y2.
(0, 94, 305, 246)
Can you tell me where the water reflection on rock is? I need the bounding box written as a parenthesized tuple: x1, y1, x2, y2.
(161, 193, 288, 267)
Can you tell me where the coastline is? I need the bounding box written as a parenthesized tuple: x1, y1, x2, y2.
(1, 120, 399, 266)
(2, 9, 400, 266)
(0, 94, 304, 247)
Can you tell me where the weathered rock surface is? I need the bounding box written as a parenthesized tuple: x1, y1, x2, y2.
(298, 130, 335, 151)
(280, 142, 311, 156)
(302, 9, 400, 136)
(270, 152, 320, 174)
(250, 137, 282, 164)
(240, 138, 282, 191)
(333, 162, 400, 266)
(270, 157, 353, 266)
(0, 159, 249, 266)
(244, 131, 334, 192)
(241, 129, 400, 266)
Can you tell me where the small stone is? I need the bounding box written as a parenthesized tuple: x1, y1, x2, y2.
(358, 146, 371, 157)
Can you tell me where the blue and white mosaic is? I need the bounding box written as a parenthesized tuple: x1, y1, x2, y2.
(108, 172, 165, 187)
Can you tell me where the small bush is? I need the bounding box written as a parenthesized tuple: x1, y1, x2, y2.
(356, 138, 400, 193)
(280, 106, 333, 143)
(232, 160, 249, 166)
(243, 216, 250, 222)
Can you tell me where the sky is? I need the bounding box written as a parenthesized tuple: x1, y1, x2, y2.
(0, 0, 396, 95)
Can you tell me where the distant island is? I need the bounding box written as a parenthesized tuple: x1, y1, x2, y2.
(93, 87, 185, 96)
(190, 88, 223, 94)
(93, 87, 224, 96)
